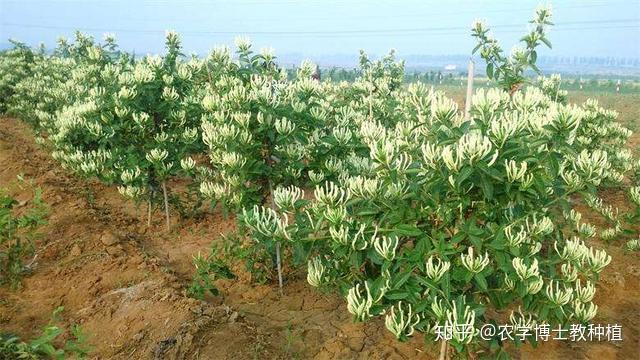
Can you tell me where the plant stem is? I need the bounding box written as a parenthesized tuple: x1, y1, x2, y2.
(147, 189, 154, 228)
(162, 181, 170, 231)
(268, 181, 284, 295)
(438, 340, 448, 360)
(275, 241, 283, 296)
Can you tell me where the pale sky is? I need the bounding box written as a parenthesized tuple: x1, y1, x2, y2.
(1, 0, 639, 59)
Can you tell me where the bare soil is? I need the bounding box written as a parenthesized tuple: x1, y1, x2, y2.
(0, 116, 638, 359)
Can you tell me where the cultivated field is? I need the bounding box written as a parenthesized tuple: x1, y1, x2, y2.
(1, 89, 638, 359)
(1, 6, 639, 359)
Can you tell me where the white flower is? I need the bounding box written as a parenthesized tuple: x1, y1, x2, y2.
(329, 225, 349, 245)
(373, 234, 399, 261)
(488, 112, 522, 147)
(460, 247, 490, 274)
(180, 157, 196, 171)
(505, 160, 528, 183)
(392, 153, 413, 174)
(178, 125, 197, 142)
(526, 276, 544, 295)
(431, 297, 447, 320)
(385, 302, 420, 340)
(503, 274, 515, 291)
(117, 86, 136, 100)
(425, 256, 450, 282)
(505, 224, 527, 247)
(351, 224, 369, 251)
(572, 301, 597, 322)
(200, 181, 227, 200)
(133, 63, 154, 83)
(346, 176, 380, 199)
(332, 127, 353, 145)
(545, 280, 573, 306)
(165, 29, 179, 43)
(325, 206, 347, 226)
(369, 137, 397, 167)
(314, 182, 349, 207)
(457, 132, 497, 165)
(445, 302, 476, 344)
(117, 185, 145, 199)
(555, 237, 587, 262)
(509, 308, 536, 329)
(421, 142, 441, 169)
(625, 238, 640, 251)
(234, 36, 251, 51)
(346, 282, 374, 322)
(561, 263, 578, 282)
(441, 145, 462, 172)
(177, 64, 192, 81)
(115, 106, 130, 118)
(274, 117, 295, 136)
(512, 258, 539, 281)
(629, 186, 640, 206)
(162, 86, 179, 101)
(146, 148, 168, 163)
(242, 205, 289, 240)
(120, 167, 141, 184)
(572, 149, 610, 185)
(132, 112, 150, 127)
(307, 257, 326, 287)
(600, 228, 617, 241)
(560, 168, 584, 191)
(585, 247, 611, 273)
(471, 19, 487, 32)
(273, 185, 304, 212)
(574, 279, 595, 303)
(526, 214, 554, 236)
(219, 152, 246, 170)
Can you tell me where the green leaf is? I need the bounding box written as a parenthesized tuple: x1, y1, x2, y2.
(456, 166, 474, 186)
(480, 176, 494, 200)
(475, 273, 488, 291)
(393, 270, 414, 289)
(554, 307, 564, 321)
(486, 62, 494, 79)
(394, 224, 422, 237)
(385, 291, 409, 300)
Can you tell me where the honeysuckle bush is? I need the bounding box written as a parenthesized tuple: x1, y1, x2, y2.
(297, 85, 627, 354)
(4, 46, 72, 132)
(199, 38, 318, 211)
(472, 6, 553, 94)
(0, 40, 39, 114)
(303, 50, 407, 186)
(25, 31, 209, 229)
(88, 31, 209, 228)
(472, 3, 637, 244)
(208, 44, 410, 284)
(198, 38, 347, 285)
(536, 74, 568, 104)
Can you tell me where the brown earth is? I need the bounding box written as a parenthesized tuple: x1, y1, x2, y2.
(0, 115, 638, 359)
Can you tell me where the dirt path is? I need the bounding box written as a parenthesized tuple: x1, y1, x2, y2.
(1, 117, 639, 359)
(0, 118, 277, 359)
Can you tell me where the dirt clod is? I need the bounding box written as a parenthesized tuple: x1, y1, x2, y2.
(70, 244, 82, 257)
(100, 231, 120, 246)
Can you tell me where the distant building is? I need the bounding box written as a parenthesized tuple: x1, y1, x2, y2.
(444, 64, 457, 71)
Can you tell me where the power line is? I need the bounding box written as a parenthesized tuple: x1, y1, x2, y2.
(2, 19, 638, 37)
(1, 0, 632, 22)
